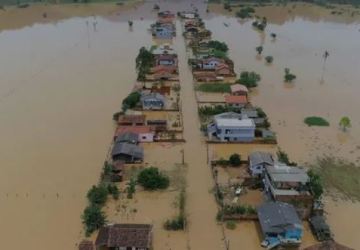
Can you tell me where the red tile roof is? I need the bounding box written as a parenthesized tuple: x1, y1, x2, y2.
(115, 126, 153, 136)
(225, 95, 248, 104)
(118, 115, 146, 125)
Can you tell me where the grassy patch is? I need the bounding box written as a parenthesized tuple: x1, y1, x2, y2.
(196, 83, 231, 93)
(304, 116, 330, 127)
(311, 157, 360, 201)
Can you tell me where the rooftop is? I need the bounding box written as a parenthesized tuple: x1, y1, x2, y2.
(303, 240, 354, 250)
(266, 164, 309, 183)
(115, 126, 153, 136)
(115, 132, 139, 144)
(111, 142, 144, 159)
(249, 151, 274, 166)
(257, 201, 302, 235)
(215, 116, 255, 128)
(225, 95, 248, 104)
(118, 114, 145, 125)
(231, 84, 248, 93)
(96, 224, 152, 249)
(79, 240, 94, 250)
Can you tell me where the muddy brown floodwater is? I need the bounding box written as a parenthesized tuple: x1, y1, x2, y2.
(0, 1, 360, 249)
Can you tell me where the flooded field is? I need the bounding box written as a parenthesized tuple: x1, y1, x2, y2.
(0, 0, 360, 249)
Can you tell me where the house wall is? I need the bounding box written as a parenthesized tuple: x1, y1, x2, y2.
(214, 125, 255, 142)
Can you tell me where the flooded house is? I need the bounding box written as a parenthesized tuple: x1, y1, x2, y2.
(192, 57, 235, 77)
(150, 65, 178, 78)
(248, 151, 274, 177)
(230, 84, 248, 96)
(309, 215, 332, 241)
(151, 44, 176, 55)
(240, 108, 266, 126)
(140, 93, 165, 110)
(257, 202, 303, 249)
(78, 240, 94, 250)
(150, 85, 171, 96)
(303, 240, 355, 250)
(193, 71, 219, 82)
(95, 224, 153, 250)
(264, 164, 312, 203)
(207, 112, 255, 142)
(111, 142, 143, 163)
(117, 114, 146, 126)
(155, 54, 178, 66)
(152, 23, 176, 39)
(115, 126, 155, 142)
(178, 11, 198, 19)
(224, 95, 248, 108)
(158, 11, 175, 19)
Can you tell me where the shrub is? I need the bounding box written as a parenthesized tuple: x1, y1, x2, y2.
(164, 215, 185, 230)
(107, 184, 120, 200)
(82, 205, 106, 236)
(87, 185, 108, 206)
(304, 116, 330, 127)
(137, 167, 170, 190)
(236, 71, 261, 88)
(256, 46, 263, 55)
(122, 92, 141, 111)
(229, 153, 241, 166)
(226, 220, 237, 230)
(308, 169, 323, 199)
(265, 56, 273, 64)
(277, 149, 297, 166)
(236, 7, 255, 19)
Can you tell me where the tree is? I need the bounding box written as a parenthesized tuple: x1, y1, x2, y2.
(308, 170, 323, 199)
(339, 116, 351, 131)
(271, 33, 277, 39)
(277, 149, 297, 166)
(236, 71, 261, 88)
(136, 47, 154, 81)
(229, 153, 241, 166)
(122, 91, 141, 111)
(87, 185, 108, 206)
(265, 56, 273, 64)
(208, 40, 229, 53)
(137, 167, 170, 190)
(256, 46, 263, 55)
(82, 205, 106, 236)
(284, 68, 296, 82)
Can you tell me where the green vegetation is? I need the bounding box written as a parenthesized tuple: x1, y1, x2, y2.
(256, 46, 263, 55)
(196, 83, 231, 93)
(252, 17, 267, 31)
(284, 68, 296, 82)
(122, 91, 141, 111)
(229, 153, 241, 166)
(136, 47, 154, 81)
(235, 6, 255, 19)
(82, 205, 106, 236)
(236, 71, 261, 88)
(87, 185, 108, 206)
(339, 116, 351, 131)
(164, 189, 186, 230)
(311, 157, 360, 201)
(198, 105, 237, 118)
(127, 177, 136, 199)
(208, 40, 229, 53)
(137, 167, 170, 190)
(217, 204, 257, 219)
(308, 169, 324, 199)
(265, 55, 273, 64)
(209, 49, 228, 59)
(225, 220, 237, 230)
(107, 184, 120, 200)
(277, 149, 297, 166)
(304, 116, 330, 127)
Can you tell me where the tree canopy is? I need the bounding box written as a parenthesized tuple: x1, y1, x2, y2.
(87, 185, 108, 206)
(122, 91, 141, 111)
(339, 116, 351, 131)
(236, 71, 261, 88)
(82, 205, 107, 236)
(208, 40, 229, 53)
(137, 167, 170, 190)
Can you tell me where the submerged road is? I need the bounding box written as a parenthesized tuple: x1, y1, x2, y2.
(174, 21, 225, 250)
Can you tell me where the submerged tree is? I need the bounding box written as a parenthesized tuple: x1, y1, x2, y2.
(265, 56, 273, 64)
(229, 153, 241, 166)
(82, 205, 106, 236)
(284, 68, 296, 82)
(236, 71, 261, 88)
(339, 116, 351, 131)
(256, 46, 263, 55)
(137, 167, 169, 190)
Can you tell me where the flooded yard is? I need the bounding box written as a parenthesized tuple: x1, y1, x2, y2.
(0, 0, 360, 249)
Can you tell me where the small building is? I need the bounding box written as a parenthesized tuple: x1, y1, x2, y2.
(117, 114, 146, 126)
(231, 84, 248, 96)
(257, 202, 303, 249)
(95, 224, 153, 250)
(152, 24, 175, 38)
(155, 54, 178, 66)
(111, 142, 143, 163)
(79, 240, 94, 250)
(115, 131, 139, 144)
(199, 57, 225, 70)
(248, 151, 274, 177)
(140, 93, 165, 110)
(303, 240, 354, 250)
(115, 126, 154, 142)
(207, 112, 255, 142)
(193, 71, 218, 82)
(225, 95, 248, 108)
(151, 44, 176, 55)
(240, 108, 258, 118)
(264, 164, 312, 202)
(309, 215, 332, 242)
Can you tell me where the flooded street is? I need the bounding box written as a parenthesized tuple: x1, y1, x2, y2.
(0, 1, 360, 249)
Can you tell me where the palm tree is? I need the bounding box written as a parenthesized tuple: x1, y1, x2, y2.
(256, 46, 263, 55)
(339, 116, 351, 131)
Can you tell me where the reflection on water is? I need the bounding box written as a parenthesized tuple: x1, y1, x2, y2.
(0, 1, 360, 249)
